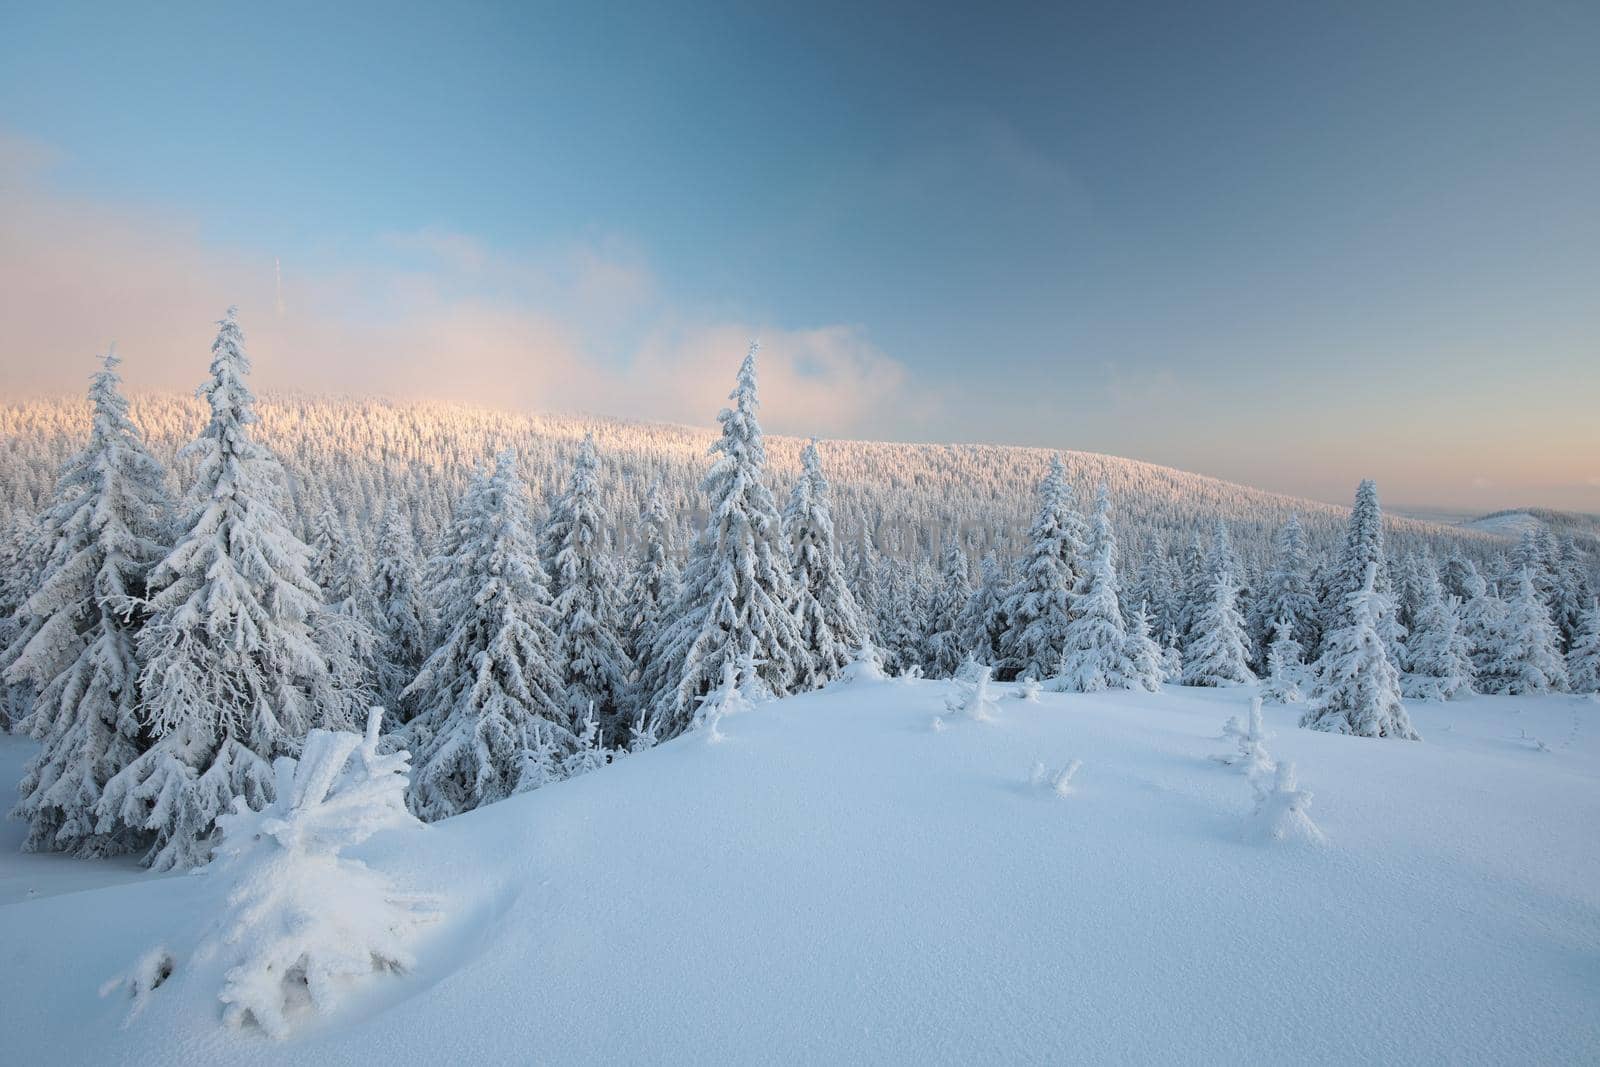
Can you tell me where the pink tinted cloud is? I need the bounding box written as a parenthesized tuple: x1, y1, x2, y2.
(0, 136, 937, 441)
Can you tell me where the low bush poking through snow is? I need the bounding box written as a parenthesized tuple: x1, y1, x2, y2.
(1212, 698, 1273, 777)
(1029, 759, 1082, 798)
(694, 658, 755, 743)
(944, 666, 999, 722)
(1250, 761, 1323, 844)
(105, 709, 436, 1038)
(1015, 675, 1042, 703)
(838, 643, 888, 685)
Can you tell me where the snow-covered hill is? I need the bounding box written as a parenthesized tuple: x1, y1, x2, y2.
(2, 680, 1596, 1063)
(0, 391, 1504, 566)
(1462, 508, 1600, 551)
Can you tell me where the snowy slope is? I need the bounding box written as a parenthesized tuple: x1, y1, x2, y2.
(0, 735, 159, 906)
(1462, 508, 1600, 550)
(2, 681, 1597, 1063)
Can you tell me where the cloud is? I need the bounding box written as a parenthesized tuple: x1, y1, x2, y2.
(0, 133, 935, 441)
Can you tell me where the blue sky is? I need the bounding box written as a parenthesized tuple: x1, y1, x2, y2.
(1, 0, 1597, 510)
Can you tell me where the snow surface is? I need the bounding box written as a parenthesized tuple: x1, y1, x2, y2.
(2, 681, 1598, 1063)
(0, 735, 161, 905)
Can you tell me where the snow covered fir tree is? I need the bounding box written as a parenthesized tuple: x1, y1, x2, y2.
(540, 434, 632, 735)
(96, 312, 364, 870)
(3, 351, 173, 857)
(400, 451, 574, 819)
(784, 439, 871, 690)
(1001, 455, 1084, 682)
(641, 344, 805, 733)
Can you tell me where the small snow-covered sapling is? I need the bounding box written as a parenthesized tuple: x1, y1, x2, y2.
(106, 708, 436, 1039)
(840, 643, 888, 684)
(944, 666, 999, 722)
(1251, 761, 1323, 843)
(1015, 676, 1042, 703)
(1213, 698, 1273, 777)
(695, 658, 752, 742)
(1030, 759, 1082, 797)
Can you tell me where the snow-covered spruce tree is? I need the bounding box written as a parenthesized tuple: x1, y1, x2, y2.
(1181, 565, 1257, 687)
(304, 488, 345, 595)
(1402, 561, 1472, 702)
(1552, 538, 1593, 649)
(369, 499, 433, 713)
(400, 452, 575, 819)
(540, 434, 631, 730)
(785, 439, 871, 689)
(1123, 535, 1175, 638)
(1121, 602, 1166, 693)
(1319, 480, 1400, 659)
(0, 502, 39, 732)
(1249, 515, 1318, 665)
(1302, 563, 1419, 739)
(1259, 615, 1305, 704)
(644, 344, 805, 735)
(622, 481, 680, 695)
(325, 531, 385, 695)
(1183, 522, 1246, 666)
(4, 352, 173, 856)
(1478, 567, 1569, 694)
(846, 527, 882, 649)
(922, 538, 972, 679)
(1057, 485, 1134, 691)
(882, 557, 931, 675)
(1510, 528, 1557, 615)
(1173, 535, 1209, 648)
(1001, 456, 1084, 681)
(1567, 600, 1600, 693)
(3, 499, 69, 732)
(958, 551, 1009, 669)
(98, 311, 362, 871)
(1456, 563, 1503, 687)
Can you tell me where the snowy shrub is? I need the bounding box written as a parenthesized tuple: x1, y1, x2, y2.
(838, 643, 888, 685)
(1029, 759, 1082, 797)
(100, 946, 176, 1020)
(106, 709, 435, 1038)
(1250, 761, 1323, 844)
(1014, 675, 1042, 702)
(563, 703, 615, 778)
(693, 658, 753, 743)
(1213, 698, 1272, 777)
(625, 709, 662, 754)
(944, 666, 998, 722)
(1517, 729, 1551, 754)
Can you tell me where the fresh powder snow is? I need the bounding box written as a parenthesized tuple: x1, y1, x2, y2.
(1, 679, 1595, 1062)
